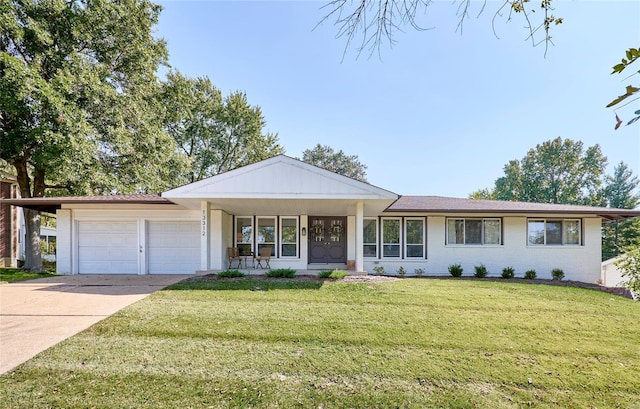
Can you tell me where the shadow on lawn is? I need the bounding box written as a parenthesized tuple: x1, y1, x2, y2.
(167, 275, 325, 292)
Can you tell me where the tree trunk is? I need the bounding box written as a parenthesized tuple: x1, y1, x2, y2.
(13, 159, 46, 272)
(23, 208, 44, 272)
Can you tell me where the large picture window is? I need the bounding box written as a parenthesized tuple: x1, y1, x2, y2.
(405, 218, 425, 258)
(280, 217, 298, 257)
(446, 218, 501, 245)
(528, 219, 581, 245)
(382, 218, 401, 258)
(363, 218, 377, 257)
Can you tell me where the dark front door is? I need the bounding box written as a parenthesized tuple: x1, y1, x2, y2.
(308, 216, 347, 264)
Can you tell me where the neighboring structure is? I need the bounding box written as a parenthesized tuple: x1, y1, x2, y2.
(3, 155, 640, 281)
(0, 179, 22, 267)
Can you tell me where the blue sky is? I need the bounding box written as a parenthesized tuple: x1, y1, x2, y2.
(155, 0, 640, 197)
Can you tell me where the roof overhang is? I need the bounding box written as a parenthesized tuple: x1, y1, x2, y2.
(0, 195, 175, 214)
(384, 196, 640, 221)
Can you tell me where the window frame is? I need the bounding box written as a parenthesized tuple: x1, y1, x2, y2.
(446, 218, 502, 246)
(381, 217, 402, 258)
(235, 216, 254, 254)
(527, 218, 582, 246)
(404, 217, 425, 259)
(279, 217, 299, 258)
(362, 218, 378, 258)
(256, 216, 277, 256)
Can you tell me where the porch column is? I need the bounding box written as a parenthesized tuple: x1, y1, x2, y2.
(355, 201, 364, 273)
(200, 201, 210, 270)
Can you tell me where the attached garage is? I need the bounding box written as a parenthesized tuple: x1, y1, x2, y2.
(78, 221, 138, 274)
(147, 221, 200, 274)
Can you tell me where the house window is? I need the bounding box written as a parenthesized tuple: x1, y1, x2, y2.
(235, 217, 253, 254)
(280, 217, 298, 257)
(257, 217, 276, 256)
(382, 218, 401, 257)
(446, 218, 502, 245)
(405, 218, 425, 258)
(363, 218, 377, 257)
(528, 219, 581, 245)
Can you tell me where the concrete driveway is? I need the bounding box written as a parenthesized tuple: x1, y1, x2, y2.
(0, 274, 188, 374)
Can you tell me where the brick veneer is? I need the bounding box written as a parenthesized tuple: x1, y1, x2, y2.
(1, 181, 17, 266)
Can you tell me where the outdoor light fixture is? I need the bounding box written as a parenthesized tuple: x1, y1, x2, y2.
(301, 227, 307, 236)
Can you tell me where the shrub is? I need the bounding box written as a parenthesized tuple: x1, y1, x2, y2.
(217, 270, 245, 278)
(448, 263, 463, 277)
(551, 268, 565, 280)
(318, 270, 348, 280)
(373, 266, 385, 275)
(615, 247, 640, 297)
(524, 269, 537, 279)
(501, 267, 515, 279)
(474, 264, 488, 278)
(265, 268, 296, 278)
(414, 268, 425, 277)
(397, 266, 406, 277)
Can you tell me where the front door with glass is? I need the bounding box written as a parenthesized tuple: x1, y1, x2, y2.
(308, 216, 347, 264)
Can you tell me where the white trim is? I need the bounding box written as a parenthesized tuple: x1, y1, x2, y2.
(381, 217, 402, 258)
(404, 217, 426, 259)
(279, 216, 299, 258)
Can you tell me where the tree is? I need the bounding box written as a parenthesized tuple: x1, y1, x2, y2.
(321, 2, 638, 128)
(0, 0, 182, 271)
(470, 137, 607, 206)
(160, 71, 283, 183)
(320, 0, 563, 57)
(301, 144, 368, 182)
(602, 162, 640, 260)
(608, 47, 640, 129)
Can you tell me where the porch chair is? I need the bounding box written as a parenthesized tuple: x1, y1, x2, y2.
(255, 246, 272, 269)
(227, 247, 242, 269)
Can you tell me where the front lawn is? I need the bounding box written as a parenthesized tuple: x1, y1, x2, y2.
(1, 278, 638, 408)
(0, 267, 56, 284)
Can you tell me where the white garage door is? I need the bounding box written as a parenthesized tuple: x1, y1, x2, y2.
(147, 221, 200, 274)
(78, 221, 138, 274)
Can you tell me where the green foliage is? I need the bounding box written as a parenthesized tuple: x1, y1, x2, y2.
(608, 47, 640, 128)
(501, 267, 515, 279)
(372, 266, 385, 275)
(602, 162, 640, 260)
(524, 269, 537, 280)
(318, 270, 349, 280)
(0, 0, 183, 270)
(265, 268, 296, 278)
(448, 263, 463, 277)
(551, 268, 565, 280)
(614, 247, 640, 296)
(473, 138, 607, 206)
(160, 71, 283, 184)
(474, 264, 488, 278)
(414, 268, 425, 277)
(300, 144, 368, 182)
(217, 270, 245, 278)
(396, 266, 406, 277)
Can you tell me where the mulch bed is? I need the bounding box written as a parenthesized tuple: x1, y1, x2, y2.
(182, 274, 635, 299)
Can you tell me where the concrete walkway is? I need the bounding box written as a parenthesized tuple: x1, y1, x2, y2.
(0, 274, 188, 374)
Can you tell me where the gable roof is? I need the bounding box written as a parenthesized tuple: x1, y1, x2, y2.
(162, 155, 398, 201)
(386, 196, 640, 220)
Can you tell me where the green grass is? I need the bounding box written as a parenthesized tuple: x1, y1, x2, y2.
(318, 269, 349, 279)
(1, 278, 639, 408)
(0, 267, 56, 283)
